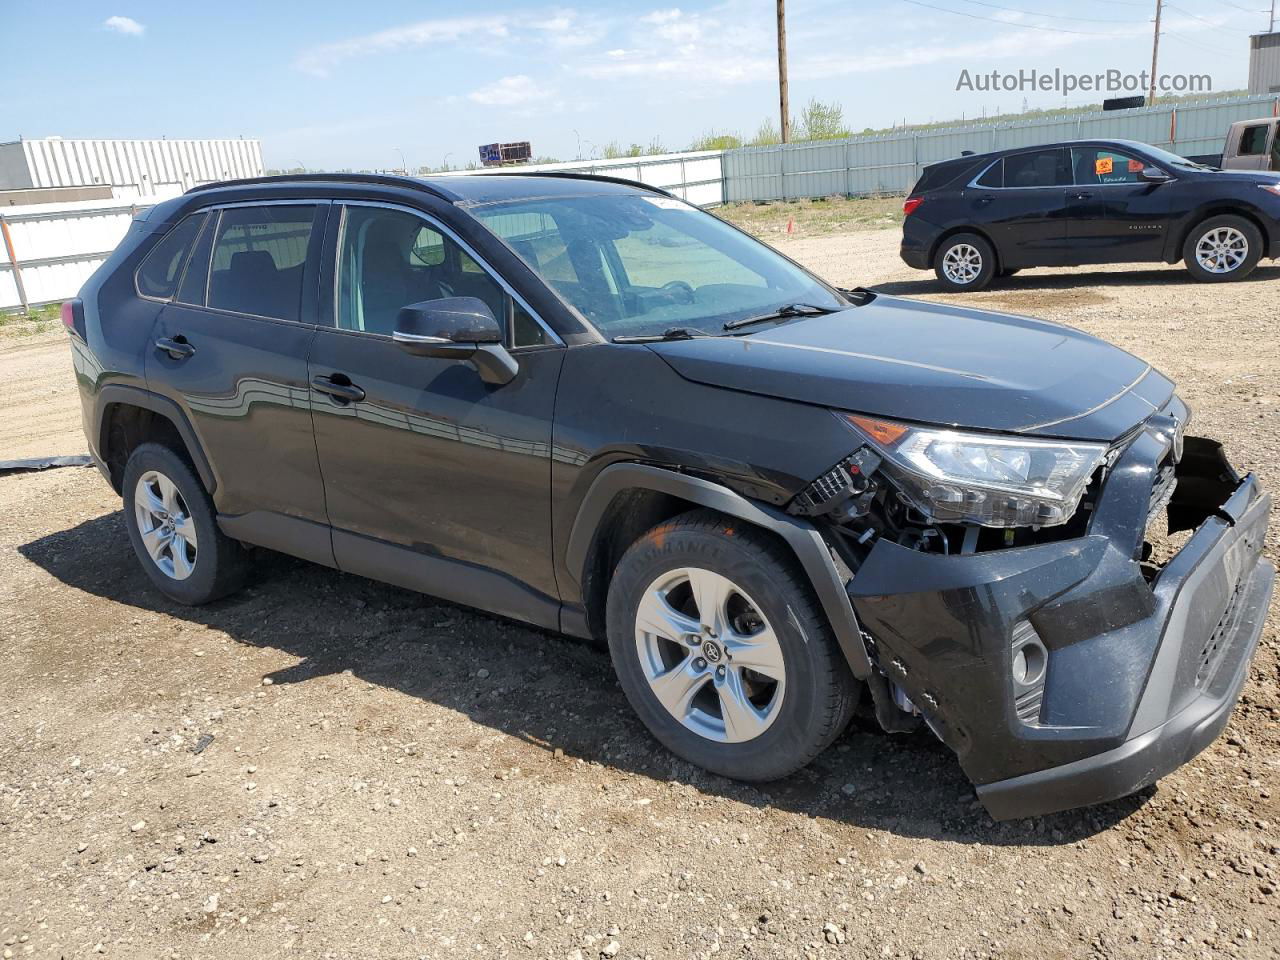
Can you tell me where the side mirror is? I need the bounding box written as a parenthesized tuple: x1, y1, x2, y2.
(392, 297, 518, 386)
(1139, 167, 1172, 184)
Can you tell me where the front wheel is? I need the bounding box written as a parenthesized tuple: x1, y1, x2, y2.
(605, 511, 858, 781)
(934, 233, 997, 292)
(1183, 215, 1262, 283)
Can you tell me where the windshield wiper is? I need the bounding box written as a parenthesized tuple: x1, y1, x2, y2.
(723, 303, 840, 331)
(612, 327, 711, 344)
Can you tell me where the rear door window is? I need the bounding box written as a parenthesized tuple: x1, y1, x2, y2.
(1071, 147, 1148, 185)
(135, 213, 206, 300)
(208, 206, 319, 321)
(1239, 124, 1270, 156)
(1003, 149, 1071, 188)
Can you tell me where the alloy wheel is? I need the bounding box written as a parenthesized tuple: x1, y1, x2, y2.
(942, 243, 983, 285)
(633, 567, 786, 743)
(133, 470, 198, 581)
(1195, 227, 1249, 275)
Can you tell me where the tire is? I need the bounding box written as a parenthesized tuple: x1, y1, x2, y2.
(1182, 215, 1262, 283)
(605, 510, 859, 782)
(934, 233, 997, 292)
(122, 442, 250, 605)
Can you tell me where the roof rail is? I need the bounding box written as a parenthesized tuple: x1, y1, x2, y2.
(482, 170, 679, 199)
(183, 172, 458, 201)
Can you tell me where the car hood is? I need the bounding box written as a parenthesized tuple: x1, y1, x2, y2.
(1204, 169, 1280, 185)
(647, 295, 1174, 442)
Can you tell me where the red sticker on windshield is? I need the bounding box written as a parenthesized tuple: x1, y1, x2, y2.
(1128, 158, 1144, 173)
(1095, 156, 1114, 176)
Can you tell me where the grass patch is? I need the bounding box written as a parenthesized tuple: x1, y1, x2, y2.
(0, 303, 62, 339)
(716, 195, 905, 238)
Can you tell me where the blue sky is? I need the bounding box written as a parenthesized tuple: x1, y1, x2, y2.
(0, 0, 1271, 171)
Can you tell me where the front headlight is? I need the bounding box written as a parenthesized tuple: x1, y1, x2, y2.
(841, 414, 1108, 528)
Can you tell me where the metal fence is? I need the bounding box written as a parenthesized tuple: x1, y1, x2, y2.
(0, 197, 155, 310)
(722, 94, 1280, 203)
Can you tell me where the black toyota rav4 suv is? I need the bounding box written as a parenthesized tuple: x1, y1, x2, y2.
(901, 138, 1280, 291)
(67, 172, 1273, 820)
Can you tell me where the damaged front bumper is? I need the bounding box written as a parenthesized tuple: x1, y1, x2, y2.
(846, 427, 1274, 821)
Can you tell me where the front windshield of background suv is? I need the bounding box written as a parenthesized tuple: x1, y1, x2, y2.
(1139, 144, 1213, 171)
(471, 193, 846, 338)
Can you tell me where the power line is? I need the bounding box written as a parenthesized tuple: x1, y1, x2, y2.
(1165, 4, 1255, 37)
(898, 0, 1121, 35)
(1162, 30, 1239, 56)
(953, 0, 1145, 23)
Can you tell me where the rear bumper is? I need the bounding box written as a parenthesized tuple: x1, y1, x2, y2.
(899, 216, 936, 270)
(848, 421, 1273, 820)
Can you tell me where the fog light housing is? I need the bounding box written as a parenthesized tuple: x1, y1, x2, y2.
(1011, 620, 1048, 725)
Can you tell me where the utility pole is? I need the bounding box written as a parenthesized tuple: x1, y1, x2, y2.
(1270, 0, 1276, 33)
(776, 0, 790, 143)
(1148, 0, 1163, 107)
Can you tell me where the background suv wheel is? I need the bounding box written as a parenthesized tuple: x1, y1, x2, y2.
(1183, 215, 1263, 283)
(605, 510, 858, 782)
(122, 443, 250, 605)
(934, 233, 997, 292)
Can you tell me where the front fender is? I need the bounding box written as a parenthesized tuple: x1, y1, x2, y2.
(564, 462, 872, 679)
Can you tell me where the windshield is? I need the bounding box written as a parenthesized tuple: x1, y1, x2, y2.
(1140, 144, 1214, 171)
(470, 193, 846, 338)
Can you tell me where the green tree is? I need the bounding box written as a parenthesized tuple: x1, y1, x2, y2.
(689, 131, 743, 151)
(748, 117, 782, 146)
(797, 98, 849, 141)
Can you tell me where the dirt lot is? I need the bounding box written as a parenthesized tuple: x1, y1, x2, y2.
(2, 213, 1278, 960)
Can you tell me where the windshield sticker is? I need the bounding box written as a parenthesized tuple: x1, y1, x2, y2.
(1128, 158, 1145, 173)
(1095, 156, 1114, 176)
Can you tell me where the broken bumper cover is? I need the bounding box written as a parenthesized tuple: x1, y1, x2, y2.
(847, 428, 1273, 820)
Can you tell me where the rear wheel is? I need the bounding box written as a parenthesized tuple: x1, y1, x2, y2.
(606, 511, 858, 781)
(1183, 215, 1262, 283)
(122, 443, 250, 605)
(934, 233, 996, 292)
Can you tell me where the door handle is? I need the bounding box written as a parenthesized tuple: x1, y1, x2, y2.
(1073, 192, 1094, 201)
(975, 196, 994, 206)
(155, 336, 195, 360)
(311, 374, 366, 404)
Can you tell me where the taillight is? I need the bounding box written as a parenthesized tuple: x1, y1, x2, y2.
(61, 298, 85, 339)
(903, 196, 925, 217)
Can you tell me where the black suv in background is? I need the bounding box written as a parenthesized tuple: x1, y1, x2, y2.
(901, 139, 1280, 290)
(66, 172, 1273, 820)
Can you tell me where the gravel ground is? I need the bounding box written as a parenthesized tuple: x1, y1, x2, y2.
(1, 224, 1278, 959)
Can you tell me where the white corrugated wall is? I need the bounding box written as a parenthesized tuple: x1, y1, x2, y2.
(15, 139, 263, 195)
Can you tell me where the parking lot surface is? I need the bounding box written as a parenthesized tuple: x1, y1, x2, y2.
(1, 211, 1277, 959)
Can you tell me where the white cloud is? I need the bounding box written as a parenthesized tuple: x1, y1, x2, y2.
(294, 9, 606, 76)
(468, 74, 551, 107)
(103, 15, 144, 36)
(294, 15, 511, 75)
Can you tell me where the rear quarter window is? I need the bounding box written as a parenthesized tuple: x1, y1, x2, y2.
(135, 213, 206, 300)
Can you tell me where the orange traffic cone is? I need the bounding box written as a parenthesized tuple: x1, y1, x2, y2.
(786, 217, 795, 236)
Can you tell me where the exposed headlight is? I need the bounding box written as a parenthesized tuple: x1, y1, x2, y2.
(841, 414, 1108, 528)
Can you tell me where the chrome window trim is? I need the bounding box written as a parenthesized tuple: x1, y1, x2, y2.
(967, 148, 1176, 190)
(965, 150, 1071, 191)
(333, 199, 565, 350)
